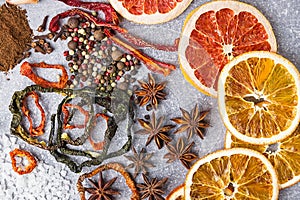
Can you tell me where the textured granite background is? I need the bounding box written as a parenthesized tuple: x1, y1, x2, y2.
(0, 0, 299, 199)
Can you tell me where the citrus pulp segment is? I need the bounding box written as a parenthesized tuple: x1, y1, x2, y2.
(109, 0, 193, 24)
(166, 184, 184, 200)
(225, 124, 300, 189)
(185, 148, 279, 200)
(178, 0, 277, 97)
(218, 51, 300, 145)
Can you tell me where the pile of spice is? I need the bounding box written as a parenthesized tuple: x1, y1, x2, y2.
(62, 17, 140, 93)
(0, 3, 32, 72)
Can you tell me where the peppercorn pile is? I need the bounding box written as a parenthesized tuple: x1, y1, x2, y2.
(0, 3, 32, 72)
(61, 17, 140, 92)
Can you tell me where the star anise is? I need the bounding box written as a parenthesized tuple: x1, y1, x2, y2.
(135, 73, 167, 110)
(85, 171, 120, 200)
(171, 104, 209, 140)
(136, 112, 174, 149)
(164, 137, 198, 169)
(137, 174, 168, 200)
(124, 146, 155, 178)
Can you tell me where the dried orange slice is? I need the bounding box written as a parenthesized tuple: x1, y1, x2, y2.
(185, 148, 279, 200)
(109, 0, 193, 24)
(178, 0, 277, 97)
(225, 124, 300, 189)
(166, 184, 184, 200)
(218, 51, 300, 145)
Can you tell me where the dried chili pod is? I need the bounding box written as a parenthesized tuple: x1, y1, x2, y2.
(77, 162, 140, 200)
(21, 91, 46, 137)
(104, 29, 176, 76)
(49, 8, 125, 33)
(9, 148, 37, 175)
(57, 0, 119, 24)
(20, 62, 68, 89)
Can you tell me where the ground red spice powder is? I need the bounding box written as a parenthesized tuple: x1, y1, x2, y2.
(0, 3, 32, 72)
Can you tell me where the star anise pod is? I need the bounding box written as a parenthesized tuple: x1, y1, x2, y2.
(164, 137, 198, 169)
(135, 73, 167, 110)
(137, 174, 168, 200)
(124, 146, 155, 178)
(136, 112, 174, 149)
(171, 104, 209, 140)
(84, 171, 120, 200)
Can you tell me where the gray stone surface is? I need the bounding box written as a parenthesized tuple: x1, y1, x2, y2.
(0, 0, 299, 199)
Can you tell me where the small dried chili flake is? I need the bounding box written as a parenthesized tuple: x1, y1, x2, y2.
(88, 113, 109, 151)
(9, 148, 37, 175)
(21, 91, 46, 137)
(62, 103, 89, 129)
(20, 62, 68, 89)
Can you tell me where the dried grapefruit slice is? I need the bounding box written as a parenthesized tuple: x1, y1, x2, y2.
(225, 124, 300, 189)
(109, 0, 193, 24)
(178, 0, 277, 97)
(185, 148, 279, 200)
(166, 184, 184, 200)
(218, 51, 300, 145)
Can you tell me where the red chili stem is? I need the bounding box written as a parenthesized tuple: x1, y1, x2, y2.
(49, 9, 126, 33)
(56, 0, 119, 24)
(104, 29, 176, 76)
(120, 32, 179, 52)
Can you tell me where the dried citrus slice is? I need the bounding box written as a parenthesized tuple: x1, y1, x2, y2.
(166, 184, 184, 200)
(178, 0, 277, 97)
(225, 124, 300, 189)
(185, 148, 279, 200)
(109, 0, 193, 24)
(218, 51, 300, 145)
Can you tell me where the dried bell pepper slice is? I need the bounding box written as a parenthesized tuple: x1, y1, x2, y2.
(9, 148, 37, 175)
(20, 62, 68, 89)
(77, 162, 139, 200)
(21, 91, 46, 137)
(62, 103, 90, 129)
(88, 113, 110, 151)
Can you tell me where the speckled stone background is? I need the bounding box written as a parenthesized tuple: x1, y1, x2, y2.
(0, 0, 299, 199)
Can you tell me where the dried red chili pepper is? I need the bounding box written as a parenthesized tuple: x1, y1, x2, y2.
(57, 0, 119, 24)
(88, 113, 109, 151)
(9, 148, 37, 175)
(104, 29, 176, 76)
(121, 33, 179, 52)
(21, 91, 46, 137)
(62, 103, 89, 129)
(49, 8, 125, 33)
(20, 62, 68, 89)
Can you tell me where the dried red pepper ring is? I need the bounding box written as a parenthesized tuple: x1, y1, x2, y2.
(49, 8, 125, 33)
(88, 113, 109, 151)
(20, 62, 68, 89)
(9, 148, 37, 175)
(21, 91, 46, 137)
(62, 103, 90, 129)
(57, 0, 119, 24)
